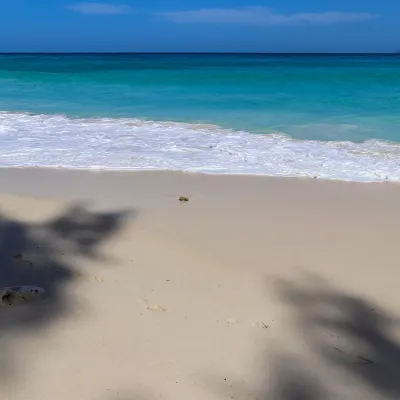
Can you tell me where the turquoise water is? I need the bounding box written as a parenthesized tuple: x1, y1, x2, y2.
(1, 53, 400, 141)
(1, 54, 400, 181)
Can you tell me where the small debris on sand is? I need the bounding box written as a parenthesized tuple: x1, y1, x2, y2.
(333, 346, 374, 365)
(179, 196, 189, 202)
(0, 286, 45, 307)
(355, 355, 374, 365)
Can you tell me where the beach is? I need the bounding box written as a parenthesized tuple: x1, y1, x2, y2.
(1, 168, 399, 399)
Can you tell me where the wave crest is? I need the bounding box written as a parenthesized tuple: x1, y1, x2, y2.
(1, 111, 399, 182)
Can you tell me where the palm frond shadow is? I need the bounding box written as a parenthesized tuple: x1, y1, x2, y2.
(0, 203, 131, 383)
(275, 275, 400, 399)
(205, 274, 400, 400)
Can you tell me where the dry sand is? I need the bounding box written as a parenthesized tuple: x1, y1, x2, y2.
(0, 168, 400, 400)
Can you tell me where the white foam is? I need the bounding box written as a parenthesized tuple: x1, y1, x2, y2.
(1, 111, 400, 182)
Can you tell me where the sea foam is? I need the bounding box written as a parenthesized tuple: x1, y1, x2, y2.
(1, 111, 399, 182)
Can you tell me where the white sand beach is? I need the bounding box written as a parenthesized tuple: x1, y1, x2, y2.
(0, 168, 399, 400)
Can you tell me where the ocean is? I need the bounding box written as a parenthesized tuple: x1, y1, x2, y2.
(1, 53, 400, 181)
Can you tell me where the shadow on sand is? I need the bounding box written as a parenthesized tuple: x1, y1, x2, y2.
(4, 207, 398, 400)
(206, 273, 400, 400)
(0, 202, 130, 383)
(272, 274, 400, 399)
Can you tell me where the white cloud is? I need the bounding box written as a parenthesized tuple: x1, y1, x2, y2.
(66, 2, 132, 15)
(160, 7, 377, 26)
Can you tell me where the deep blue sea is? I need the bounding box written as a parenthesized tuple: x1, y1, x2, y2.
(1, 53, 400, 181)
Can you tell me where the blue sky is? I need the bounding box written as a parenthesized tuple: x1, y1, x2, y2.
(0, 0, 399, 52)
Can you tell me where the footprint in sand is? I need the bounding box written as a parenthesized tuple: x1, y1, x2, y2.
(91, 276, 105, 283)
(251, 320, 270, 330)
(217, 318, 239, 327)
(138, 297, 167, 312)
(217, 319, 271, 329)
(12, 253, 33, 268)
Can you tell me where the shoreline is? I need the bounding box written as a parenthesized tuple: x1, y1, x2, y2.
(0, 165, 399, 184)
(1, 166, 399, 199)
(2, 109, 400, 183)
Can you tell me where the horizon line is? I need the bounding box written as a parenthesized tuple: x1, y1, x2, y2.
(0, 51, 398, 55)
